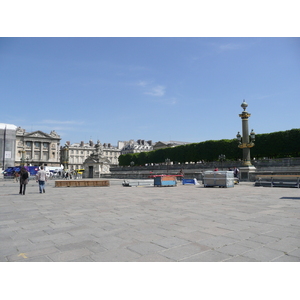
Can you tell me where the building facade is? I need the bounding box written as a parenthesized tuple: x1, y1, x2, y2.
(65, 139, 122, 171)
(0, 123, 17, 170)
(15, 127, 61, 167)
(121, 139, 153, 154)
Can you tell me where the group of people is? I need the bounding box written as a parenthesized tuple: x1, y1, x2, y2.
(62, 170, 81, 180)
(213, 167, 240, 178)
(18, 166, 47, 195)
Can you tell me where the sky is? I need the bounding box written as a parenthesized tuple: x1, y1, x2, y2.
(1, 37, 300, 146)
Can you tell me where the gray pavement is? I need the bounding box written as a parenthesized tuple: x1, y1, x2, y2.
(1, 178, 300, 262)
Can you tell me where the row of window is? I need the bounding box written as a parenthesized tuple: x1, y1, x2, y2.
(25, 141, 49, 148)
(69, 150, 119, 156)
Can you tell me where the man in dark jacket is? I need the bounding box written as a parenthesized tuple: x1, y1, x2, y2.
(19, 167, 29, 195)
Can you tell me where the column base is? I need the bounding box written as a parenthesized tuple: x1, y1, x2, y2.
(239, 166, 256, 181)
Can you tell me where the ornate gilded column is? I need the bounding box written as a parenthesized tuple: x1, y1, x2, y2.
(236, 100, 256, 180)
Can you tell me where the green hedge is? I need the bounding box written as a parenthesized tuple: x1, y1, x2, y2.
(118, 129, 300, 166)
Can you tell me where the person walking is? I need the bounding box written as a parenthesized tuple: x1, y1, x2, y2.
(178, 169, 184, 181)
(19, 166, 29, 195)
(233, 167, 240, 178)
(13, 171, 19, 183)
(36, 166, 47, 193)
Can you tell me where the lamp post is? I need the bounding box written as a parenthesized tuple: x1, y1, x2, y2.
(236, 100, 256, 180)
(218, 154, 226, 170)
(20, 148, 26, 166)
(165, 158, 170, 174)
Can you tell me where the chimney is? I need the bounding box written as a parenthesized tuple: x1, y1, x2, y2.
(80, 141, 84, 147)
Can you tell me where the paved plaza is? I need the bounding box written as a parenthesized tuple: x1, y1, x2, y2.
(1, 178, 300, 262)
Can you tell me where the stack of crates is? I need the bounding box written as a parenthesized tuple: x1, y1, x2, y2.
(154, 175, 177, 187)
(203, 171, 234, 188)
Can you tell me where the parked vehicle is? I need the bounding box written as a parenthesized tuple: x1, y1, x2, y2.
(44, 166, 63, 177)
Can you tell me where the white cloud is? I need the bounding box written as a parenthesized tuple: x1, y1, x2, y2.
(136, 80, 150, 87)
(219, 43, 242, 51)
(145, 85, 166, 97)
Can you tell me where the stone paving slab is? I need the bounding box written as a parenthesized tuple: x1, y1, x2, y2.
(159, 242, 212, 261)
(1, 179, 300, 262)
(180, 249, 233, 262)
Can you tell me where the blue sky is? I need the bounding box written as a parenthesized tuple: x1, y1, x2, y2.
(1, 37, 300, 146)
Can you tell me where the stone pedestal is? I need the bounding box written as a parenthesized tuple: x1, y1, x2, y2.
(83, 160, 111, 178)
(82, 140, 111, 178)
(239, 165, 256, 181)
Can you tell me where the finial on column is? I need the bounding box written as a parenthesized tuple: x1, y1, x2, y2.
(241, 99, 248, 111)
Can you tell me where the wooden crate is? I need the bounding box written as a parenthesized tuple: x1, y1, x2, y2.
(55, 180, 110, 187)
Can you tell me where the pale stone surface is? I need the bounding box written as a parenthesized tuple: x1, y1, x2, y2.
(1, 179, 300, 262)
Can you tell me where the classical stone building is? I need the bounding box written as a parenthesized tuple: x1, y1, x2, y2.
(121, 139, 153, 154)
(15, 127, 61, 167)
(66, 139, 122, 171)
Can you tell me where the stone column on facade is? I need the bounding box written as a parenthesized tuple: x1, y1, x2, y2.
(52, 143, 56, 161)
(40, 142, 43, 161)
(31, 141, 34, 162)
(45, 142, 49, 162)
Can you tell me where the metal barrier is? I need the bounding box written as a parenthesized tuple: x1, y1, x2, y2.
(255, 175, 300, 188)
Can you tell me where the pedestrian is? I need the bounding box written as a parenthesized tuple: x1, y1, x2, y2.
(233, 167, 239, 178)
(179, 169, 184, 181)
(19, 166, 29, 195)
(36, 166, 47, 193)
(13, 171, 19, 183)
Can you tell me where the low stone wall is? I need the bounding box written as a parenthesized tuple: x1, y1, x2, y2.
(108, 158, 300, 181)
